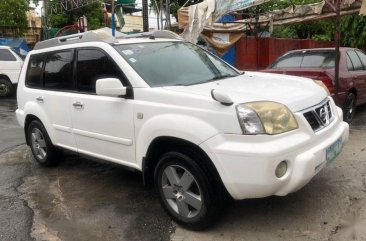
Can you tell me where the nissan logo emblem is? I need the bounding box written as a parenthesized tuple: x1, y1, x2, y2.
(319, 105, 330, 124)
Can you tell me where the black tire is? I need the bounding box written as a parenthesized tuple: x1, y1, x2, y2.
(154, 152, 224, 230)
(0, 79, 13, 97)
(343, 92, 356, 123)
(27, 120, 60, 167)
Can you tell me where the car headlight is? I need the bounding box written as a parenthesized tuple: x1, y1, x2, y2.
(236, 102, 298, 135)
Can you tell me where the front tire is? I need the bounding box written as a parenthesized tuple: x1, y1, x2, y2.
(343, 92, 356, 123)
(27, 120, 60, 167)
(0, 79, 13, 97)
(154, 152, 223, 230)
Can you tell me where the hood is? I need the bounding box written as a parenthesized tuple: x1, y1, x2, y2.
(163, 71, 328, 112)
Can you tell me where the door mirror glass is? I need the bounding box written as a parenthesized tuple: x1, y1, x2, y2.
(96, 78, 126, 97)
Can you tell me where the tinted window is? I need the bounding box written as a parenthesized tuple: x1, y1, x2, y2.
(356, 50, 366, 69)
(44, 51, 74, 91)
(76, 49, 122, 93)
(26, 54, 44, 88)
(347, 51, 364, 71)
(0, 49, 16, 61)
(271, 50, 335, 68)
(114, 42, 238, 87)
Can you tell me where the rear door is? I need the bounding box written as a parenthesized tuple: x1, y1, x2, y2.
(70, 48, 136, 167)
(25, 51, 76, 150)
(346, 50, 366, 105)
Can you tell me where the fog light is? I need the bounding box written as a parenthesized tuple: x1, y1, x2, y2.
(275, 161, 288, 178)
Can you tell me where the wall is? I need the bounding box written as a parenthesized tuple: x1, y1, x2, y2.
(235, 37, 335, 70)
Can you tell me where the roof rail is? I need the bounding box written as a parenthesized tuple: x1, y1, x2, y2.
(121, 30, 183, 40)
(34, 30, 118, 50)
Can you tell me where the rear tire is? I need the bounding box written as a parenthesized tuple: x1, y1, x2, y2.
(343, 93, 356, 123)
(27, 120, 60, 167)
(0, 79, 13, 97)
(154, 152, 224, 230)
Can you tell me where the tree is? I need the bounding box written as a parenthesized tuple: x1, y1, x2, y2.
(0, 0, 28, 34)
(340, 14, 366, 49)
(47, 1, 104, 30)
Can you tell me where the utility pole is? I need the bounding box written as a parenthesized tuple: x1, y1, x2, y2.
(142, 0, 149, 32)
(325, 0, 341, 104)
(112, 0, 115, 36)
(41, 0, 49, 40)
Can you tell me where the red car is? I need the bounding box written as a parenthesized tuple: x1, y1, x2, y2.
(262, 47, 366, 123)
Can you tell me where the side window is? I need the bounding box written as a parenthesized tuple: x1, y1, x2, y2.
(346, 54, 354, 71)
(44, 51, 74, 91)
(0, 49, 16, 61)
(26, 54, 44, 88)
(347, 51, 364, 71)
(356, 51, 366, 70)
(76, 49, 122, 93)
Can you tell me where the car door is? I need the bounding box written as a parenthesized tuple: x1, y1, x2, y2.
(70, 48, 136, 167)
(0, 48, 23, 84)
(354, 50, 366, 104)
(346, 50, 366, 105)
(26, 51, 76, 150)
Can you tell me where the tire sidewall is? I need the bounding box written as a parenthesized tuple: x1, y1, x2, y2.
(0, 79, 13, 97)
(154, 152, 215, 229)
(343, 93, 356, 123)
(27, 120, 57, 166)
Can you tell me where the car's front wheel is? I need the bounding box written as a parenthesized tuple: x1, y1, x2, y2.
(28, 120, 60, 167)
(154, 152, 223, 230)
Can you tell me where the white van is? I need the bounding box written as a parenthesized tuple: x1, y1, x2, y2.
(0, 46, 24, 97)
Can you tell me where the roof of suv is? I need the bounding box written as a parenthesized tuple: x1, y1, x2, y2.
(33, 30, 183, 51)
(283, 47, 358, 54)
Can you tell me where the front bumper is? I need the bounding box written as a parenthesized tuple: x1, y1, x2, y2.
(200, 106, 349, 200)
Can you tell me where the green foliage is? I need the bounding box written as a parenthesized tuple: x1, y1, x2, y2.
(47, 1, 104, 30)
(340, 14, 366, 49)
(0, 0, 28, 31)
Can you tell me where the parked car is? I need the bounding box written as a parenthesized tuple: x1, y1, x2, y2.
(0, 46, 24, 97)
(16, 31, 349, 230)
(262, 47, 366, 123)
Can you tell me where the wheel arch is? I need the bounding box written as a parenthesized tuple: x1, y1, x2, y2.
(24, 114, 43, 145)
(0, 74, 11, 82)
(142, 136, 228, 196)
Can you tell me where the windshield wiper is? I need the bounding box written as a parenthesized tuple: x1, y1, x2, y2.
(209, 74, 236, 81)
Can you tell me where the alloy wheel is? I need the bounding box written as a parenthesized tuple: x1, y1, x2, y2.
(161, 165, 202, 218)
(31, 128, 47, 161)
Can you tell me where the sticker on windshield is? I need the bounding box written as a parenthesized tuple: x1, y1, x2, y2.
(122, 50, 134, 55)
(138, 45, 145, 48)
(129, 58, 137, 63)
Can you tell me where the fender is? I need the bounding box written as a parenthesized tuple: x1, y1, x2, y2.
(23, 101, 55, 144)
(135, 113, 219, 168)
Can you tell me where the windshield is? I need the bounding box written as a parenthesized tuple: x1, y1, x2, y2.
(271, 50, 335, 69)
(114, 41, 239, 87)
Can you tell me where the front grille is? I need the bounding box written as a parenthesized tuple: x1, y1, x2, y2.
(302, 99, 334, 132)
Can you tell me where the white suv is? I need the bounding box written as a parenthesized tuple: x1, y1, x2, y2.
(16, 31, 349, 229)
(0, 46, 24, 97)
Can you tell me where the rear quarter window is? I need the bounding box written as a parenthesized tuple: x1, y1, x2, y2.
(26, 54, 45, 88)
(0, 49, 16, 61)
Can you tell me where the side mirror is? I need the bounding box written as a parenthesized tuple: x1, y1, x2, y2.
(96, 78, 127, 97)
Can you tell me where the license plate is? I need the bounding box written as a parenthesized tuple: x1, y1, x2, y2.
(326, 138, 343, 165)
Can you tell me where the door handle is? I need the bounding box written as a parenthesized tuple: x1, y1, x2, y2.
(72, 101, 84, 109)
(36, 96, 44, 103)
